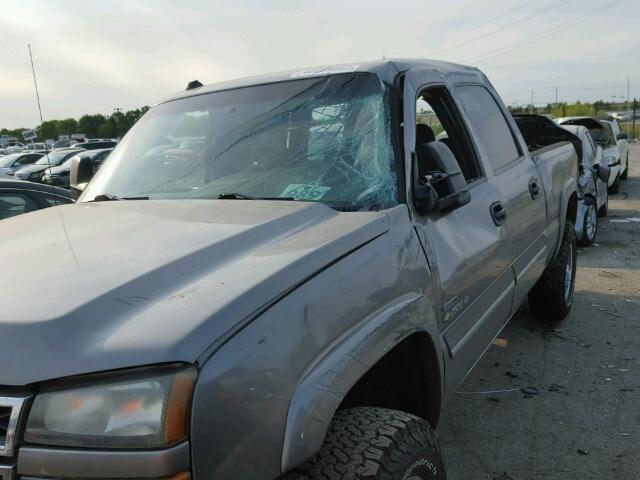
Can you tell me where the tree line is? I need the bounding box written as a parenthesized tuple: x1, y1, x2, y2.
(0, 106, 149, 141)
(509, 99, 638, 119)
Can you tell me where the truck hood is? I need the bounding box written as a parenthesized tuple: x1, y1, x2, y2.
(0, 200, 389, 385)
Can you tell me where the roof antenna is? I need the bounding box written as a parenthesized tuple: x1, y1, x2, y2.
(186, 80, 203, 91)
(28, 43, 79, 268)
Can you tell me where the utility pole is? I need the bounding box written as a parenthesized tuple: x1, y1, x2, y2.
(531, 89, 534, 114)
(555, 86, 558, 104)
(627, 76, 631, 136)
(633, 98, 637, 141)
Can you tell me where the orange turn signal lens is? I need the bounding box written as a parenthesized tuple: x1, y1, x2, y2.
(163, 368, 197, 444)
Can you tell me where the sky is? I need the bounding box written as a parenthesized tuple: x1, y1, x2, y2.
(1, 0, 638, 129)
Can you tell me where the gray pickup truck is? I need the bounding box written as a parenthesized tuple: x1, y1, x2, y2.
(1, 59, 577, 480)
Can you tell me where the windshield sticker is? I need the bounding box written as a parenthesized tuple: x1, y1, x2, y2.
(290, 65, 360, 78)
(281, 184, 331, 200)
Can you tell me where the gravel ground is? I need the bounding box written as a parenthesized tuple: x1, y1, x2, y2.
(439, 144, 640, 480)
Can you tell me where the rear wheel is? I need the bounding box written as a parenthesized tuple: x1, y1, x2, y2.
(528, 220, 576, 322)
(609, 174, 621, 194)
(620, 155, 629, 180)
(579, 197, 598, 246)
(292, 407, 446, 480)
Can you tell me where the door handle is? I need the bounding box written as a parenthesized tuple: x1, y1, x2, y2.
(529, 179, 540, 199)
(490, 201, 507, 226)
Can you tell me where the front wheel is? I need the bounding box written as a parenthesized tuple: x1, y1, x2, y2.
(292, 407, 446, 479)
(528, 220, 577, 322)
(579, 198, 598, 246)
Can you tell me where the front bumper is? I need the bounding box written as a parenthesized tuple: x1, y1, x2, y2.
(41, 176, 67, 187)
(17, 442, 189, 478)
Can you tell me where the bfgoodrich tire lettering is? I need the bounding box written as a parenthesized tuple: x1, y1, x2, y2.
(528, 220, 577, 322)
(291, 407, 445, 480)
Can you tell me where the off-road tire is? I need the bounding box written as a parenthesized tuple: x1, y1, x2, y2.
(609, 174, 621, 194)
(620, 155, 629, 180)
(528, 220, 576, 322)
(578, 197, 598, 246)
(291, 407, 445, 480)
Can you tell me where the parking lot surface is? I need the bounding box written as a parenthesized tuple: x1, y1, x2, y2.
(440, 144, 640, 480)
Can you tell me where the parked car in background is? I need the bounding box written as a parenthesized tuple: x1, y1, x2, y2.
(0, 152, 45, 177)
(6, 145, 25, 154)
(13, 147, 85, 183)
(602, 119, 629, 180)
(557, 117, 625, 193)
(0, 178, 73, 220)
(514, 114, 610, 246)
(80, 139, 118, 150)
(561, 125, 610, 245)
(23, 142, 47, 151)
(42, 148, 112, 188)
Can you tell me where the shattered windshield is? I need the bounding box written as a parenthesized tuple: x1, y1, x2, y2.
(81, 73, 397, 210)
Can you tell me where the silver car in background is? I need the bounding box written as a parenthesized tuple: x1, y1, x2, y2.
(561, 125, 609, 245)
(601, 118, 629, 180)
(557, 116, 626, 193)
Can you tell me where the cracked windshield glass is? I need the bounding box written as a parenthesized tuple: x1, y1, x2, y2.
(82, 73, 397, 211)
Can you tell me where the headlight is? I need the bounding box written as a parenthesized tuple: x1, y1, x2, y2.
(15, 172, 29, 179)
(25, 366, 196, 449)
(604, 155, 619, 166)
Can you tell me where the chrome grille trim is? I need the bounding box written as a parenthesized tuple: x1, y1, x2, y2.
(0, 397, 30, 458)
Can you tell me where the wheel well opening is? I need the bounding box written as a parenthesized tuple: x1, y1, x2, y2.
(567, 192, 578, 224)
(338, 332, 442, 427)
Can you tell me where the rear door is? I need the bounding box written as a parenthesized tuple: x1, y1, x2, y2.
(406, 80, 515, 397)
(455, 85, 547, 308)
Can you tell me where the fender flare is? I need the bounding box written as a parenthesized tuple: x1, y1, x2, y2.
(280, 293, 443, 473)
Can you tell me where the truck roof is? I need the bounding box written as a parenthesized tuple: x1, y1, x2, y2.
(160, 58, 485, 105)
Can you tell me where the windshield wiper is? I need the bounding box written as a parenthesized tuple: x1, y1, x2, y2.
(217, 193, 295, 201)
(91, 193, 149, 202)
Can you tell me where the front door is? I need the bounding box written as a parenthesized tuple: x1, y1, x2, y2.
(406, 81, 515, 398)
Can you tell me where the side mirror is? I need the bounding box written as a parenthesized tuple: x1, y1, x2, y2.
(69, 155, 94, 200)
(593, 163, 611, 184)
(617, 133, 628, 140)
(413, 142, 470, 215)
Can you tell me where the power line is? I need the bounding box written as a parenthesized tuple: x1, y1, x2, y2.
(416, 0, 539, 47)
(426, 0, 568, 57)
(466, 0, 626, 63)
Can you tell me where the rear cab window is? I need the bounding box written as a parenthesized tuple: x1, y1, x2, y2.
(455, 85, 522, 173)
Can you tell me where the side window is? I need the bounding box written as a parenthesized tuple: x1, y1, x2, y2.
(36, 193, 72, 207)
(415, 87, 484, 183)
(610, 120, 621, 136)
(456, 85, 521, 172)
(16, 155, 38, 165)
(0, 192, 40, 220)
